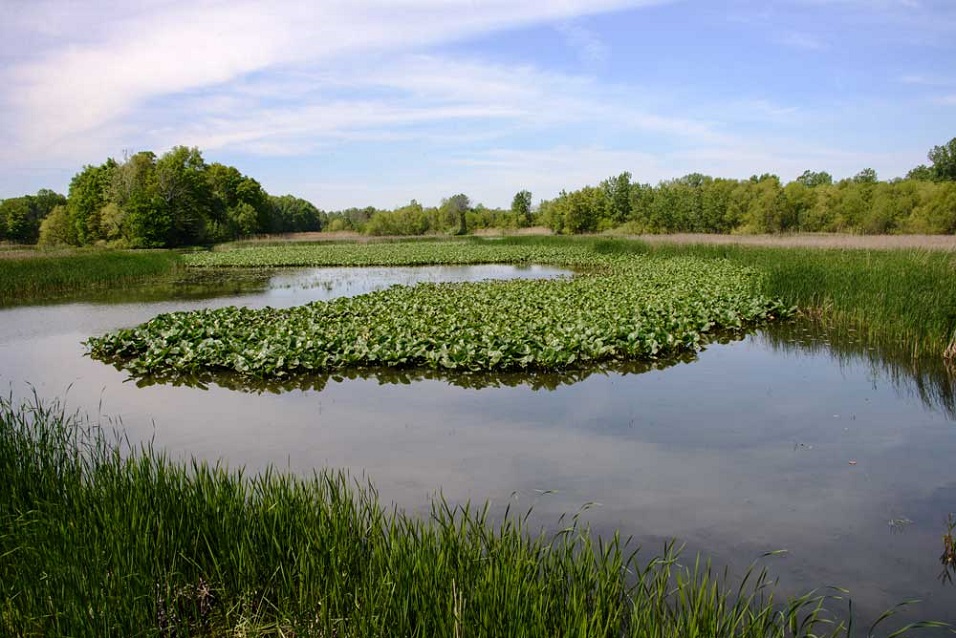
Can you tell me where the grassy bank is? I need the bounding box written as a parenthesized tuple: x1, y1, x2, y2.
(600, 239, 956, 361)
(3, 394, 936, 637)
(0, 249, 182, 307)
(469, 236, 956, 361)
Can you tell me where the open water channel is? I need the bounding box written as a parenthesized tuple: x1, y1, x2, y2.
(1, 264, 954, 633)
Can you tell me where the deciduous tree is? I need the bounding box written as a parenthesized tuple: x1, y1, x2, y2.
(511, 190, 533, 227)
(442, 194, 471, 235)
(796, 170, 833, 188)
(928, 137, 956, 182)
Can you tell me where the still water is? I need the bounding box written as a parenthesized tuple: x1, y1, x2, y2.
(1, 265, 954, 632)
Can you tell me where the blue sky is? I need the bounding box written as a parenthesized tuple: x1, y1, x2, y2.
(2, 0, 954, 210)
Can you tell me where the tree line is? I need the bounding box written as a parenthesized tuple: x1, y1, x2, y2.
(322, 190, 534, 236)
(539, 167, 956, 236)
(322, 138, 956, 237)
(538, 138, 956, 235)
(2, 138, 954, 246)
(1, 147, 322, 247)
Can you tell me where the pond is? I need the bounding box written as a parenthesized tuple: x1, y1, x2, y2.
(1, 264, 954, 632)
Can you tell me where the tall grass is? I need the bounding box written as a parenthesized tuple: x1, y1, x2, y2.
(0, 249, 182, 307)
(661, 244, 956, 361)
(5, 395, 942, 637)
(493, 236, 956, 361)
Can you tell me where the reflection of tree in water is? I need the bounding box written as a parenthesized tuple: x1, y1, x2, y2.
(57, 268, 276, 306)
(121, 330, 753, 394)
(758, 319, 956, 420)
(941, 515, 956, 585)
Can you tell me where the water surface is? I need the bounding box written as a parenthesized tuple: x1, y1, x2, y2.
(1, 264, 953, 632)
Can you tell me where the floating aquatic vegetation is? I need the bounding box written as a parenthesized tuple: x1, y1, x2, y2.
(87, 245, 790, 382)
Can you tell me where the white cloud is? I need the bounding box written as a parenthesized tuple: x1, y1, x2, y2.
(0, 0, 666, 163)
(899, 74, 953, 86)
(556, 21, 611, 65)
(776, 32, 827, 50)
(276, 138, 917, 211)
(4, 1, 288, 159)
(105, 52, 726, 162)
(283, 146, 664, 210)
(0, 0, 949, 208)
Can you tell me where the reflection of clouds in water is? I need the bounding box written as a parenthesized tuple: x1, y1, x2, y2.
(2, 285, 956, 628)
(264, 264, 571, 304)
(171, 359, 951, 626)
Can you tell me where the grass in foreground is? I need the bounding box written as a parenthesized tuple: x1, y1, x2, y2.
(0, 249, 182, 307)
(4, 394, 945, 637)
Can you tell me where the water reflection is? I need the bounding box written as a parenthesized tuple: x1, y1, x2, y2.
(3, 266, 956, 631)
(758, 320, 956, 420)
(21, 263, 572, 309)
(113, 342, 727, 393)
(20, 268, 276, 308)
(942, 515, 956, 585)
(102, 308, 956, 424)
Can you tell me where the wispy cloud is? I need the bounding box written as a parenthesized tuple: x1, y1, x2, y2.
(111, 52, 728, 162)
(1, 0, 952, 208)
(0, 0, 662, 162)
(289, 139, 918, 210)
(292, 146, 667, 210)
(556, 21, 611, 65)
(900, 74, 954, 86)
(776, 31, 827, 50)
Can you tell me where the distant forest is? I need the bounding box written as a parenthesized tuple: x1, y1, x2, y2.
(2, 138, 955, 247)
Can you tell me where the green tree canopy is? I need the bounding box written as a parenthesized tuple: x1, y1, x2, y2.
(511, 190, 533, 227)
(928, 137, 956, 182)
(906, 164, 934, 181)
(269, 195, 324, 233)
(0, 190, 67, 244)
(796, 170, 833, 188)
(45, 147, 319, 247)
(441, 194, 471, 235)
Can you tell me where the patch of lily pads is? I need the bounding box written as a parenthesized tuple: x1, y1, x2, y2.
(87, 244, 791, 381)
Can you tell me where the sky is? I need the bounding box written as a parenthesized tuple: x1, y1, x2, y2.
(1, 0, 955, 210)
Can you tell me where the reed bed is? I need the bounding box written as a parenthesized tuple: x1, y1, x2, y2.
(184, 239, 590, 268)
(5, 394, 943, 637)
(470, 236, 956, 361)
(608, 240, 956, 361)
(0, 249, 182, 307)
(618, 233, 956, 251)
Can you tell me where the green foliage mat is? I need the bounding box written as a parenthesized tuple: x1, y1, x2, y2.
(87, 243, 790, 380)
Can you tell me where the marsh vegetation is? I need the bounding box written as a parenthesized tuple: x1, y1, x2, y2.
(0, 249, 182, 307)
(88, 242, 789, 381)
(1, 235, 954, 635)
